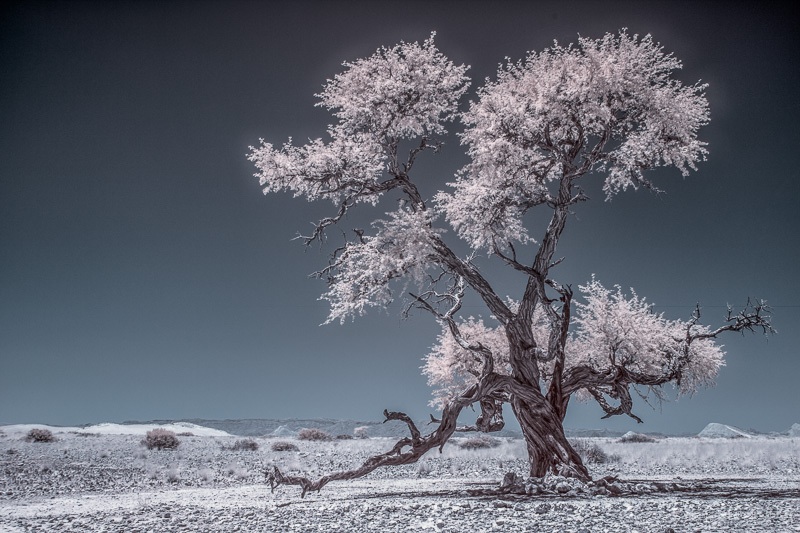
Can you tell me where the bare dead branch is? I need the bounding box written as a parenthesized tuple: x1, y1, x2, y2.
(688, 299, 775, 341)
(296, 196, 357, 246)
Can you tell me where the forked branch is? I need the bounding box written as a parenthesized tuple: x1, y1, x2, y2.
(410, 277, 496, 377)
(688, 299, 775, 341)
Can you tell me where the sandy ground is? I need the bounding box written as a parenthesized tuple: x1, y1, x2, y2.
(1, 426, 798, 532)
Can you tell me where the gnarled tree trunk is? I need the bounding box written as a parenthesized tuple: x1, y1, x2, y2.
(512, 394, 589, 480)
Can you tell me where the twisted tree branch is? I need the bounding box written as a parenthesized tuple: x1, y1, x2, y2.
(265, 373, 508, 497)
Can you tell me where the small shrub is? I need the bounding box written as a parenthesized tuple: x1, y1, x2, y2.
(570, 439, 616, 464)
(618, 431, 656, 443)
(226, 439, 259, 451)
(6, 448, 18, 455)
(176, 432, 194, 437)
(271, 441, 299, 452)
(354, 426, 370, 439)
(141, 429, 180, 450)
(297, 428, 333, 441)
(457, 436, 501, 450)
(25, 428, 56, 443)
(335, 434, 353, 440)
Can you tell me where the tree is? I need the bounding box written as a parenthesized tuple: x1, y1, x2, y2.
(248, 31, 772, 496)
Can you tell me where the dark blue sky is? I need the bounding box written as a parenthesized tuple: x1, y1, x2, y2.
(1, 1, 798, 434)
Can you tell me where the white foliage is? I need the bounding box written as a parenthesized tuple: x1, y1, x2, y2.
(248, 34, 469, 207)
(675, 326, 727, 394)
(422, 317, 510, 409)
(322, 208, 442, 324)
(571, 278, 724, 395)
(438, 31, 709, 250)
(570, 279, 678, 375)
(317, 33, 470, 139)
(248, 131, 386, 205)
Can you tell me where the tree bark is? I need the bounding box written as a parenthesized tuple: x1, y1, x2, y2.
(509, 384, 590, 481)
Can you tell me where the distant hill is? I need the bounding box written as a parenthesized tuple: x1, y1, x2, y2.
(697, 423, 755, 438)
(123, 418, 527, 438)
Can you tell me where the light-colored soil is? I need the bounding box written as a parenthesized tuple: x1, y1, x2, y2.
(1, 430, 798, 532)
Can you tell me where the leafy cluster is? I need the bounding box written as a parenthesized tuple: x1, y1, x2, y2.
(423, 315, 511, 409)
(248, 33, 468, 227)
(321, 208, 443, 324)
(317, 33, 470, 139)
(570, 278, 724, 395)
(438, 32, 709, 250)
